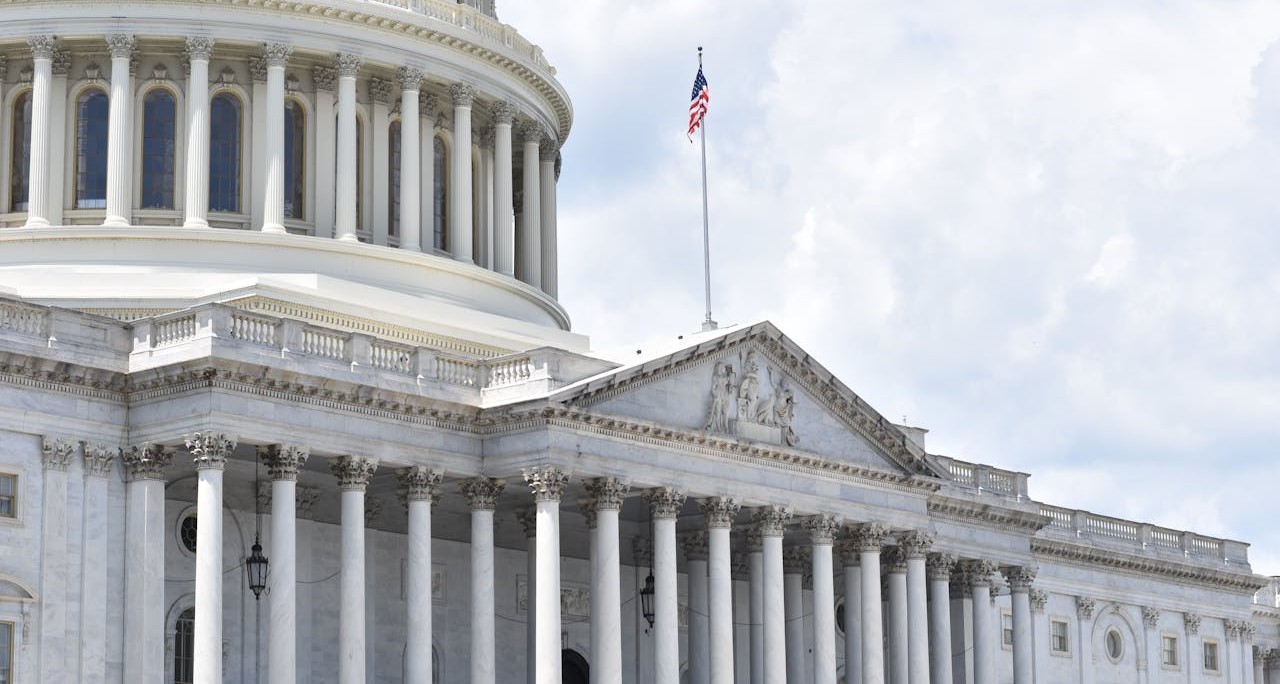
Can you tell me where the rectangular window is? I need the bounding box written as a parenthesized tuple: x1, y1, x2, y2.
(1001, 612, 1013, 647)
(1051, 619, 1070, 653)
(0, 474, 15, 518)
(0, 621, 12, 684)
(1162, 635, 1179, 667)
(1203, 641, 1219, 672)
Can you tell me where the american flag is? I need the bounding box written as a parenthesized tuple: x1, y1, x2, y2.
(687, 67, 710, 141)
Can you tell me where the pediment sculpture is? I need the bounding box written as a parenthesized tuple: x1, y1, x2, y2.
(705, 349, 798, 447)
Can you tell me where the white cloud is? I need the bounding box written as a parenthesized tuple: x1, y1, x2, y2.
(503, 1, 1280, 573)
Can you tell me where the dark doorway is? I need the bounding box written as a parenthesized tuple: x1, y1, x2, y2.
(562, 649, 589, 684)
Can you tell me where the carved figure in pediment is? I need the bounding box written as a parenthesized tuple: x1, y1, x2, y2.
(705, 361, 736, 433)
(754, 367, 778, 425)
(775, 382, 797, 447)
(737, 350, 760, 422)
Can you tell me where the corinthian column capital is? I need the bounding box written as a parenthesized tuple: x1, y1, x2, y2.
(185, 36, 214, 61)
(645, 486, 687, 520)
(460, 477, 506, 511)
(449, 82, 475, 107)
(123, 444, 172, 481)
(259, 444, 309, 480)
(41, 436, 76, 471)
(397, 66, 424, 91)
(334, 53, 362, 78)
(523, 465, 569, 502)
(898, 530, 935, 558)
(1002, 565, 1037, 592)
(106, 34, 136, 60)
(28, 35, 56, 60)
(847, 522, 890, 551)
(83, 443, 117, 478)
(185, 431, 237, 470)
(802, 514, 841, 545)
(262, 42, 292, 67)
(397, 466, 444, 502)
(331, 456, 377, 491)
(583, 477, 630, 511)
(926, 553, 957, 581)
(698, 496, 740, 529)
(751, 505, 792, 537)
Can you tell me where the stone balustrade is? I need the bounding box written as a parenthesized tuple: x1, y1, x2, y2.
(1038, 502, 1250, 566)
(934, 454, 1030, 500)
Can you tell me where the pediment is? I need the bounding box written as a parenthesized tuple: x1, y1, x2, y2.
(550, 322, 946, 479)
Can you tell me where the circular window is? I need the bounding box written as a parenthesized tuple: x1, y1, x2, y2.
(1105, 628, 1124, 661)
(179, 515, 198, 553)
(835, 597, 846, 636)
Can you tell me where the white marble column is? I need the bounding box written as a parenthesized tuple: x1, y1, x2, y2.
(539, 139, 558, 297)
(38, 438, 74, 684)
(804, 516, 840, 684)
(184, 37, 214, 227)
(586, 478, 631, 684)
(369, 78, 392, 245)
(335, 54, 362, 241)
(747, 530, 765, 684)
(25, 36, 54, 227)
(185, 432, 237, 684)
(839, 536, 863, 684)
(80, 445, 115, 684)
(852, 523, 890, 684)
(122, 445, 171, 683)
(1251, 643, 1264, 684)
(647, 487, 687, 684)
(754, 506, 791, 684)
(332, 456, 377, 684)
(419, 95, 437, 250)
(1004, 567, 1035, 684)
(782, 548, 808, 684)
(1076, 598, 1095, 684)
(887, 548, 909, 684)
(396, 68, 424, 251)
(400, 466, 443, 684)
(1184, 613, 1202, 684)
(950, 572, 974, 684)
(104, 35, 135, 226)
(263, 445, 310, 684)
(685, 533, 711, 684)
(517, 508, 537, 684)
(517, 120, 542, 286)
(47, 49, 69, 226)
(449, 83, 475, 262)
(901, 531, 934, 684)
(700, 498, 740, 684)
(462, 477, 506, 684)
(967, 561, 998, 684)
(525, 466, 570, 684)
(262, 43, 291, 233)
(927, 554, 957, 684)
(1029, 589, 1048, 684)
(310, 67, 337, 237)
(1243, 624, 1258, 684)
(492, 102, 516, 275)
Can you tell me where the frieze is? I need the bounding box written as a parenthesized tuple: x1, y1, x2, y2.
(704, 349, 798, 447)
(516, 576, 591, 619)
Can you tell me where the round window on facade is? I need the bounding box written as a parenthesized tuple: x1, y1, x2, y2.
(1105, 628, 1124, 661)
(180, 514, 198, 554)
(835, 596, 846, 636)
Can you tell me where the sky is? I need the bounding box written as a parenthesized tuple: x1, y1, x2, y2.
(499, 1, 1280, 576)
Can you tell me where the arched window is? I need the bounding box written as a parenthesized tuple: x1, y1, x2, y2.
(141, 89, 176, 209)
(9, 90, 32, 212)
(209, 93, 242, 213)
(284, 99, 304, 219)
(75, 89, 110, 209)
(433, 136, 447, 250)
(388, 120, 401, 239)
(173, 607, 194, 684)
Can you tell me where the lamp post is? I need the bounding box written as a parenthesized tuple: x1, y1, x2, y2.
(248, 460, 270, 600)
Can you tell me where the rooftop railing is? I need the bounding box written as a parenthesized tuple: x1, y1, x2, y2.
(1037, 502, 1250, 567)
(933, 454, 1030, 500)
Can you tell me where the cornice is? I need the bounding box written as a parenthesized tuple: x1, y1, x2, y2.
(1031, 538, 1267, 595)
(927, 494, 1050, 533)
(125, 361, 479, 433)
(0, 350, 125, 401)
(559, 324, 946, 479)
(0, 0, 573, 141)
(478, 404, 942, 496)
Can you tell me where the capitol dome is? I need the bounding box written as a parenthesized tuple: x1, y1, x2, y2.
(0, 0, 579, 354)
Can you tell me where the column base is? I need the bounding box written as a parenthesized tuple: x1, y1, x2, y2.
(336, 233, 360, 242)
(261, 224, 287, 234)
(183, 218, 209, 229)
(103, 216, 130, 227)
(24, 217, 51, 228)
(454, 254, 475, 265)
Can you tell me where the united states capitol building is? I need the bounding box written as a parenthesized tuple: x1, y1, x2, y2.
(0, 1, 1277, 683)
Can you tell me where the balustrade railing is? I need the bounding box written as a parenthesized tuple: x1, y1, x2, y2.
(487, 355, 532, 388)
(0, 301, 47, 336)
(1037, 503, 1249, 566)
(229, 312, 277, 347)
(152, 314, 198, 346)
(371, 341, 415, 374)
(301, 328, 348, 361)
(934, 455, 1029, 500)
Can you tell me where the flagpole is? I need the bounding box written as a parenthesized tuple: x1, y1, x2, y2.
(698, 46, 717, 332)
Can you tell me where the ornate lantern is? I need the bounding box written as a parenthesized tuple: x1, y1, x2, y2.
(246, 533, 269, 600)
(640, 572, 656, 630)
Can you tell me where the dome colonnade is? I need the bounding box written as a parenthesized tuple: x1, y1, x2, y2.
(5, 22, 562, 296)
